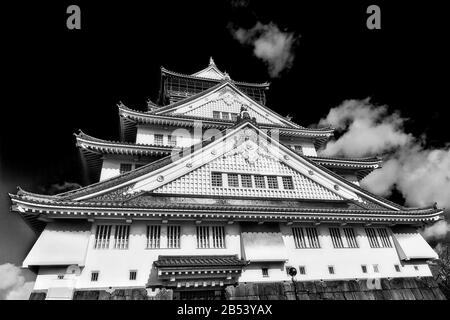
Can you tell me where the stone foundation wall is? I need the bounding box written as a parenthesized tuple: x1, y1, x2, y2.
(225, 277, 447, 300)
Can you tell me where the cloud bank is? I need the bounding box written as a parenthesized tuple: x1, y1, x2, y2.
(0, 263, 34, 300)
(232, 22, 298, 78)
(318, 99, 450, 240)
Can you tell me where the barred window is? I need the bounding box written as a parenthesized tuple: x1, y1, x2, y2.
(329, 227, 344, 248)
(254, 175, 266, 188)
(262, 268, 269, 277)
(241, 174, 253, 188)
(168, 135, 177, 146)
(267, 176, 279, 189)
(292, 227, 320, 248)
(343, 228, 358, 248)
(394, 264, 401, 272)
(167, 225, 181, 248)
(377, 228, 392, 248)
(211, 172, 222, 187)
(213, 111, 221, 119)
(294, 145, 303, 155)
(91, 271, 99, 282)
(299, 266, 306, 275)
(196, 226, 210, 248)
(211, 226, 225, 248)
(361, 265, 367, 273)
(120, 163, 132, 174)
(154, 134, 163, 145)
(129, 270, 137, 281)
(282, 176, 294, 190)
(94, 225, 112, 249)
(228, 173, 239, 187)
(365, 228, 381, 248)
(373, 264, 379, 273)
(147, 225, 161, 249)
(222, 112, 230, 120)
(328, 266, 335, 274)
(231, 113, 238, 121)
(114, 225, 130, 249)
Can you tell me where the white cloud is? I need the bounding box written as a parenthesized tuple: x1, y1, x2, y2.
(232, 22, 297, 77)
(421, 220, 450, 241)
(318, 98, 450, 240)
(0, 263, 34, 300)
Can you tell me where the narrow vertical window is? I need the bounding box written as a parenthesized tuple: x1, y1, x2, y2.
(196, 226, 210, 249)
(394, 264, 401, 272)
(292, 227, 307, 249)
(211, 172, 223, 187)
(377, 228, 392, 248)
(305, 227, 320, 248)
(293, 227, 320, 248)
(328, 266, 335, 274)
(365, 228, 381, 248)
(294, 145, 303, 155)
(329, 227, 344, 248)
(147, 225, 161, 249)
(361, 265, 367, 273)
(129, 270, 137, 281)
(282, 176, 294, 190)
(120, 163, 132, 174)
(262, 268, 269, 277)
(299, 266, 306, 275)
(94, 225, 112, 249)
(373, 264, 379, 273)
(343, 228, 358, 248)
(267, 176, 279, 189)
(91, 271, 99, 282)
(114, 225, 130, 249)
(227, 173, 239, 187)
(212, 226, 225, 248)
(167, 225, 181, 248)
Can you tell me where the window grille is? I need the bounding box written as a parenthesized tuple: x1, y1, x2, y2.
(262, 268, 269, 277)
(168, 135, 177, 146)
(282, 176, 294, 190)
(147, 225, 161, 249)
(329, 228, 345, 248)
(299, 266, 306, 275)
(120, 163, 132, 174)
(377, 228, 392, 247)
(57, 274, 64, 280)
(114, 225, 130, 249)
(154, 134, 164, 145)
(292, 227, 320, 248)
(294, 145, 303, 155)
(211, 226, 225, 248)
(267, 176, 279, 189)
(241, 174, 253, 188)
(129, 270, 137, 281)
(213, 111, 221, 119)
(343, 228, 358, 248)
(211, 172, 222, 187)
(91, 271, 99, 282)
(373, 264, 379, 273)
(222, 112, 230, 120)
(167, 225, 181, 248)
(361, 265, 367, 273)
(231, 113, 238, 121)
(365, 228, 381, 248)
(328, 266, 335, 274)
(94, 225, 112, 249)
(227, 173, 239, 187)
(196, 226, 210, 249)
(394, 264, 401, 272)
(254, 175, 266, 188)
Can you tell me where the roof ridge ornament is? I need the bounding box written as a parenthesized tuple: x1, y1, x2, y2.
(209, 57, 215, 65)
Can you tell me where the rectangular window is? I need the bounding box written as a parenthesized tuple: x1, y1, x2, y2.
(231, 113, 238, 121)
(57, 274, 65, 280)
(94, 225, 112, 249)
(147, 225, 161, 249)
(120, 163, 132, 174)
(211, 226, 225, 248)
(167, 135, 177, 146)
(365, 228, 381, 248)
(211, 172, 223, 187)
(282, 176, 294, 190)
(254, 175, 266, 188)
(241, 174, 253, 188)
(299, 266, 306, 275)
(228, 173, 239, 187)
(91, 271, 99, 282)
(394, 264, 401, 272)
(343, 228, 358, 248)
(414, 265, 419, 271)
(377, 228, 392, 248)
(328, 266, 335, 275)
(292, 227, 320, 249)
(373, 264, 379, 273)
(267, 176, 279, 189)
(262, 268, 269, 277)
(213, 111, 221, 119)
(167, 225, 181, 248)
(129, 270, 137, 281)
(329, 228, 344, 248)
(196, 226, 210, 249)
(114, 225, 130, 249)
(361, 265, 367, 273)
(294, 145, 303, 155)
(154, 134, 164, 145)
(222, 112, 230, 120)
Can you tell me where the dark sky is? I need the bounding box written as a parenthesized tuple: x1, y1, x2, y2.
(1, 1, 448, 277)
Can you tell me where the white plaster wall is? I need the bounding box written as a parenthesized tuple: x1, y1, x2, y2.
(135, 125, 201, 147)
(280, 138, 317, 157)
(99, 158, 123, 181)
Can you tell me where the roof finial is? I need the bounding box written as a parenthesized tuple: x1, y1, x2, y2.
(223, 71, 231, 80)
(209, 57, 215, 65)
